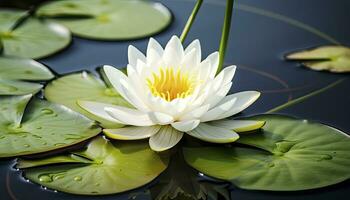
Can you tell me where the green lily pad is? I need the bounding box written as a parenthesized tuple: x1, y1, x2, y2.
(44, 71, 131, 128)
(0, 9, 71, 59)
(36, 0, 172, 40)
(0, 56, 54, 95)
(286, 46, 350, 73)
(183, 114, 350, 191)
(0, 95, 101, 158)
(18, 136, 169, 195)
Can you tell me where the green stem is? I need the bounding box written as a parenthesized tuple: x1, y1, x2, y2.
(266, 79, 345, 114)
(217, 0, 234, 73)
(180, 0, 203, 43)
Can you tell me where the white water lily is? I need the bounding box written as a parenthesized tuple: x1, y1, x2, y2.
(78, 36, 264, 151)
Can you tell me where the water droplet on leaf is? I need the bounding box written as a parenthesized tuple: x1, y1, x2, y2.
(316, 154, 333, 161)
(41, 108, 54, 115)
(268, 162, 275, 167)
(32, 134, 42, 139)
(54, 143, 65, 147)
(74, 176, 82, 181)
(39, 175, 52, 183)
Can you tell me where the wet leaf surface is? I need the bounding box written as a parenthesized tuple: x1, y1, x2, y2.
(0, 95, 101, 157)
(184, 114, 350, 191)
(18, 136, 169, 195)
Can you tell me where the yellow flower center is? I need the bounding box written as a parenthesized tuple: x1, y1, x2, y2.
(147, 67, 196, 101)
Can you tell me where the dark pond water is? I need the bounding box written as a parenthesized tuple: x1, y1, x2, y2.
(0, 0, 349, 199)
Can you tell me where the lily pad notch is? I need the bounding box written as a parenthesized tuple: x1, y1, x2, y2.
(18, 136, 169, 195)
(0, 56, 54, 95)
(0, 94, 101, 158)
(0, 9, 71, 59)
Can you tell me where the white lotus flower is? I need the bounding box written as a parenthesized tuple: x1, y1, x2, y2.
(78, 36, 264, 151)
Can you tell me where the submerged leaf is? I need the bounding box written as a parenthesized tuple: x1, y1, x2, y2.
(0, 9, 71, 59)
(44, 71, 131, 128)
(286, 46, 350, 73)
(184, 114, 350, 191)
(36, 0, 172, 40)
(0, 95, 101, 157)
(18, 136, 169, 195)
(0, 56, 54, 95)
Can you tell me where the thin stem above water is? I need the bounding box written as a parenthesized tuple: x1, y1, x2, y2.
(180, 0, 203, 43)
(266, 78, 345, 114)
(217, 0, 234, 73)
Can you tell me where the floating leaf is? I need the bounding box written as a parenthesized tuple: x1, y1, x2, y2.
(184, 114, 350, 191)
(286, 46, 350, 73)
(45, 71, 131, 128)
(36, 0, 172, 40)
(18, 136, 169, 195)
(0, 9, 71, 59)
(0, 56, 54, 95)
(0, 95, 101, 158)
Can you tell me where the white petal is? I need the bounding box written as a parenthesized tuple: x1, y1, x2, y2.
(198, 59, 212, 81)
(184, 39, 201, 64)
(181, 48, 199, 72)
(147, 93, 188, 117)
(187, 123, 239, 143)
(105, 106, 173, 126)
(204, 82, 232, 109)
(200, 97, 237, 122)
(213, 91, 261, 120)
(149, 126, 184, 151)
(205, 52, 219, 78)
(103, 125, 161, 140)
(180, 104, 210, 121)
(149, 112, 175, 125)
(77, 101, 123, 124)
(128, 45, 146, 67)
(221, 65, 236, 85)
(147, 37, 164, 57)
(147, 48, 162, 66)
(103, 65, 149, 111)
(209, 120, 265, 133)
(171, 120, 200, 132)
(163, 36, 184, 67)
(211, 67, 225, 91)
(210, 65, 235, 91)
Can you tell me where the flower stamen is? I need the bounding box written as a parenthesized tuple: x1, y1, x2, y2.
(147, 67, 195, 101)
